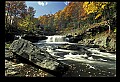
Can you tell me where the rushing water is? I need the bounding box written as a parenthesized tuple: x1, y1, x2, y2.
(34, 35, 116, 77)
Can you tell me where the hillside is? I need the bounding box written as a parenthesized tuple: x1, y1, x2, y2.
(5, 1, 116, 51)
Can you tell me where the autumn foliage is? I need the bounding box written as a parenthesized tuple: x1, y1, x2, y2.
(5, 1, 37, 32)
(5, 1, 116, 34)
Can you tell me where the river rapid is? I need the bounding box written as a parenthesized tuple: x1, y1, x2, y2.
(33, 35, 116, 77)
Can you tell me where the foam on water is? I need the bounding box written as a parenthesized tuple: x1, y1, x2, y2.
(35, 35, 76, 45)
(34, 35, 116, 71)
(87, 48, 116, 60)
(45, 42, 75, 44)
(55, 49, 78, 52)
(57, 52, 115, 66)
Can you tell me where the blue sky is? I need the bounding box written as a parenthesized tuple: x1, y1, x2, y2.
(25, 1, 70, 18)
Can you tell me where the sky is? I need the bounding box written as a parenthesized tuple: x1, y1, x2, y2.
(25, 1, 70, 18)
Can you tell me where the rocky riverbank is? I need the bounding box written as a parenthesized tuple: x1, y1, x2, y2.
(5, 44, 52, 77)
(63, 21, 116, 53)
(79, 32, 116, 52)
(5, 59, 54, 77)
(65, 31, 116, 53)
(5, 39, 69, 77)
(5, 36, 116, 77)
(5, 21, 116, 77)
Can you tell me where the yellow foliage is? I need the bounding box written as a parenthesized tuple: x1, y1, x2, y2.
(83, 2, 109, 15)
(95, 13, 101, 19)
(114, 27, 116, 32)
(101, 4, 106, 9)
(83, 2, 97, 14)
(18, 15, 35, 31)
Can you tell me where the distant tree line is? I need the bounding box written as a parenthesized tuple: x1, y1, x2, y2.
(5, 1, 116, 35)
(38, 2, 116, 34)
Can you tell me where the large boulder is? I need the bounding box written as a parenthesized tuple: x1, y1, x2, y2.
(9, 39, 69, 76)
(65, 34, 84, 43)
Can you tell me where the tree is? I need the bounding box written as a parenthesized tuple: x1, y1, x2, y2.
(5, 1, 27, 29)
(18, 14, 35, 32)
(82, 2, 116, 34)
(18, 6, 36, 32)
(27, 6, 36, 18)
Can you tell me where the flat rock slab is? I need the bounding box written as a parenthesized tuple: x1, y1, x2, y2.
(9, 39, 69, 76)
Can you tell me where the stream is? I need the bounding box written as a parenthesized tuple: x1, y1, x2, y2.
(33, 35, 116, 77)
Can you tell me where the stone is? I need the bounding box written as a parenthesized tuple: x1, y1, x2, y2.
(5, 49, 14, 60)
(22, 34, 47, 43)
(9, 39, 69, 76)
(58, 44, 92, 55)
(66, 34, 84, 43)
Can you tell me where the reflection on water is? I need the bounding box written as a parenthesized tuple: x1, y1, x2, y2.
(34, 35, 116, 77)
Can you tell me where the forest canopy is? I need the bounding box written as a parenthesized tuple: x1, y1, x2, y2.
(5, 1, 116, 34)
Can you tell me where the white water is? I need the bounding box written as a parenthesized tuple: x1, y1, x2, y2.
(55, 49, 78, 52)
(34, 35, 76, 45)
(40, 35, 116, 65)
(46, 35, 66, 42)
(57, 47, 116, 61)
(87, 48, 116, 60)
(57, 52, 116, 70)
(36, 35, 116, 70)
(33, 35, 116, 76)
(57, 52, 115, 63)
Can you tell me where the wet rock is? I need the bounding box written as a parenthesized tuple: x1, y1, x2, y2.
(98, 46, 108, 52)
(66, 34, 73, 38)
(85, 45, 99, 48)
(66, 33, 85, 43)
(68, 37, 79, 43)
(22, 34, 47, 43)
(58, 45, 79, 50)
(9, 39, 69, 76)
(58, 44, 85, 50)
(58, 44, 92, 55)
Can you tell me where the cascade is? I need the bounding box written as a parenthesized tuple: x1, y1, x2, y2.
(46, 35, 66, 42)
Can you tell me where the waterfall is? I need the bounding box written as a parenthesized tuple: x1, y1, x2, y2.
(46, 35, 66, 42)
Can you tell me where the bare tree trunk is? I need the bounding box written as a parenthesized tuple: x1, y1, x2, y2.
(5, 13, 8, 27)
(106, 20, 111, 35)
(108, 24, 111, 34)
(10, 15, 12, 25)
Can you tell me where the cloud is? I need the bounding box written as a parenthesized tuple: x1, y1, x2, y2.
(38, 1, 48, 6)
(64, 1, 70, 5)
(37, 1, 70, 6)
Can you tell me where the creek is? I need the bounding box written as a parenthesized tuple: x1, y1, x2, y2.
(33, 35, 116, 77)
